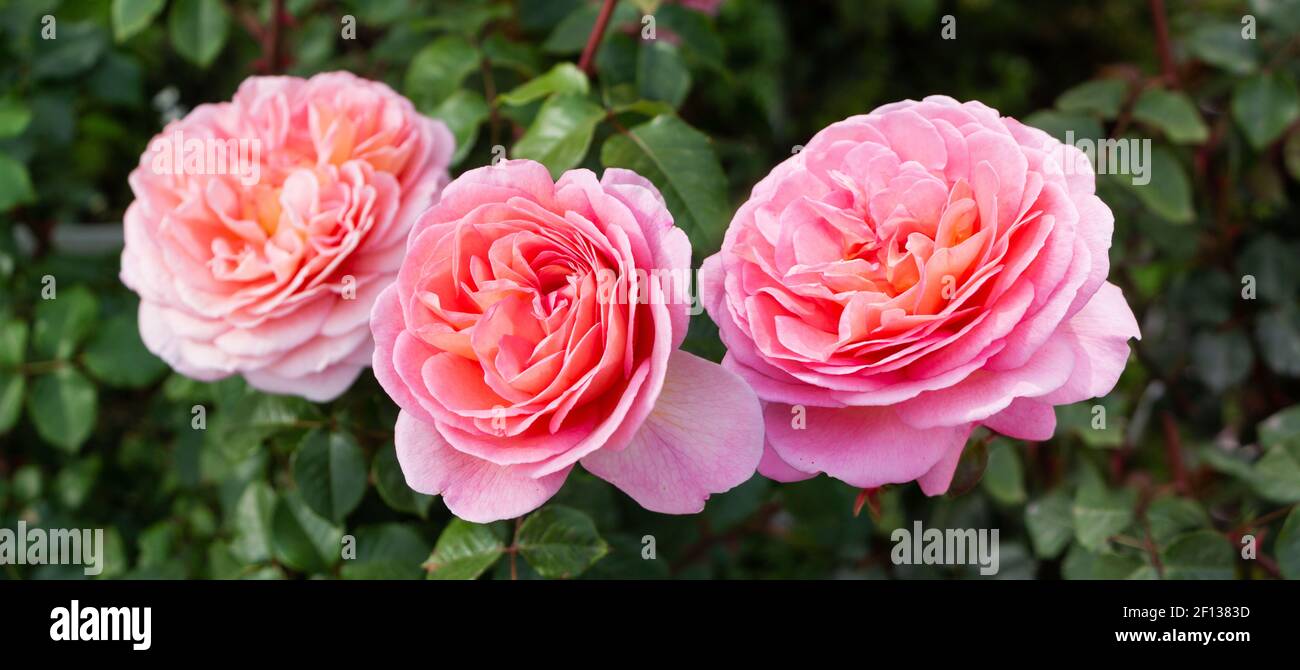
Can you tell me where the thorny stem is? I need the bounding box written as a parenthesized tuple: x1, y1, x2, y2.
(578, 0, 618, 76)
(241, 0, 288, 74)
(1148, 0, 1178, 87)
(509, 517, 522, 581)
(1159, 411, 1190, 496)
(1231, 504, 1297, 538)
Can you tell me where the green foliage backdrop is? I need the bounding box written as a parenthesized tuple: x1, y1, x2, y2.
(1, 0, 1299, 580)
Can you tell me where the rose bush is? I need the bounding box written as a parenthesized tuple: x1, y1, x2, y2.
(701, 95, 1140, 494)
(121, 72, 453, 401)
(370, 159, 763, 522)
(5, 0, 1296, 582)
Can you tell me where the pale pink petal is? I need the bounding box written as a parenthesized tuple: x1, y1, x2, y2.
(1039, 281, 1140, 405)
(395, 411, 570, 523)
(244, 361, 365, 402)
(764, 402, 972, 489)
(581, 350, 764, 513)
(757, 438, 816, 482)
(917, 438, 969, 495)
(894, 334, 1076, 430)
(982, 397, 1057, 441)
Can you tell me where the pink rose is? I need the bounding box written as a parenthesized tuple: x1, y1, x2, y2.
(700, 96, 1140, 494)
(370, 159, 763, 522)
(121, 72, 453, 401)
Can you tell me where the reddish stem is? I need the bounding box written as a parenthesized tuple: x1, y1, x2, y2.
(1160, 411, 1189, 495)
(267, 0, 286, 74)
(1148, 0, 1178, 86)
(578, 0, 618, 76)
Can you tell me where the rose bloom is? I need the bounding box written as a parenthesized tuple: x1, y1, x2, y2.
(701, 96, 1140, 494)
(121, 72, 453, 401)
(370, 160, 762, 522)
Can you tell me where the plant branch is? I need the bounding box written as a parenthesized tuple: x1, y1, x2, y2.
(578, 0, 618, 76)
(1160, 410, 1189, 495)
(267, 0, 287, 74)
(1148, 0, 1178, 86)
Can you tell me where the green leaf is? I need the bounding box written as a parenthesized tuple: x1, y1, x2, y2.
(98, 529, 128, 579)
(516, 505, 608, 579)
(0, 318, 28, 367)
(497, 62, 589, 106)
(481, 33, 544, 77)
(1061, 544, 1146, 579)
(27, 367, 97, 453)
(271, 491, 344, 574)
(1055, 79, 1127, 119)
(543, 2, 636, 54)
(1190, 329, 1253, 392)
(341, 523, 432, 580)
(207, 391, 321, 459)
(424, 519, 505, 580)
(519, 0, 584, 32)
(230, 481, 276, 564)
(12, 464, 43, 502)
(1259, 404, 1300, 448)
(1055, 400, 1124, 448)
(55, 454, 102, 510)
(596, 34, 639, 86)
(1186, 22, 1258, 75)
(112, 0, 166, 42)
(1132, 88, 1209, 144)
(1232, 73, 1300, 150)
(1199, 443, 1257, 481)
(1072, 465, 1136, 551)
(32, 285, 97, 360)
(1285, 128, 1300, 182)
(512, 93, 605, 178)
(637, 40, 692, 109)
(1145, 496, 1210, 544)
(0, 372, 23, 434)
(1248, 441, 1300, 504)
(0, 99, 32, 138)
(1276, 506, 1300, 580)
(1023, 110, 1104, 145)
(1256, 308, 1300, 377)
(981, 440, 1026, 505)
(1238, 234, 1299, 303)
(168, 0, 230, 69)
(1160, 530, 1235, 579)
(373, 442, 434, 517)
(601, 115, 730, 253)
(0, 154, 36, 211)
(432, 90, 490, 166)
(32, 22, 107, 80)
(81, 312, 168, 388)
(656, 3, 725, 69)
(1025, 489, 1073, 558)
(348, 0, 414, 26)
(1123, 145, 1193, 224)
(292, 429, 368, 524)
(404, 35, 480, 111)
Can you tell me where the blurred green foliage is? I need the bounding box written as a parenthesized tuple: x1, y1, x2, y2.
(1, 0, 1299, 580)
